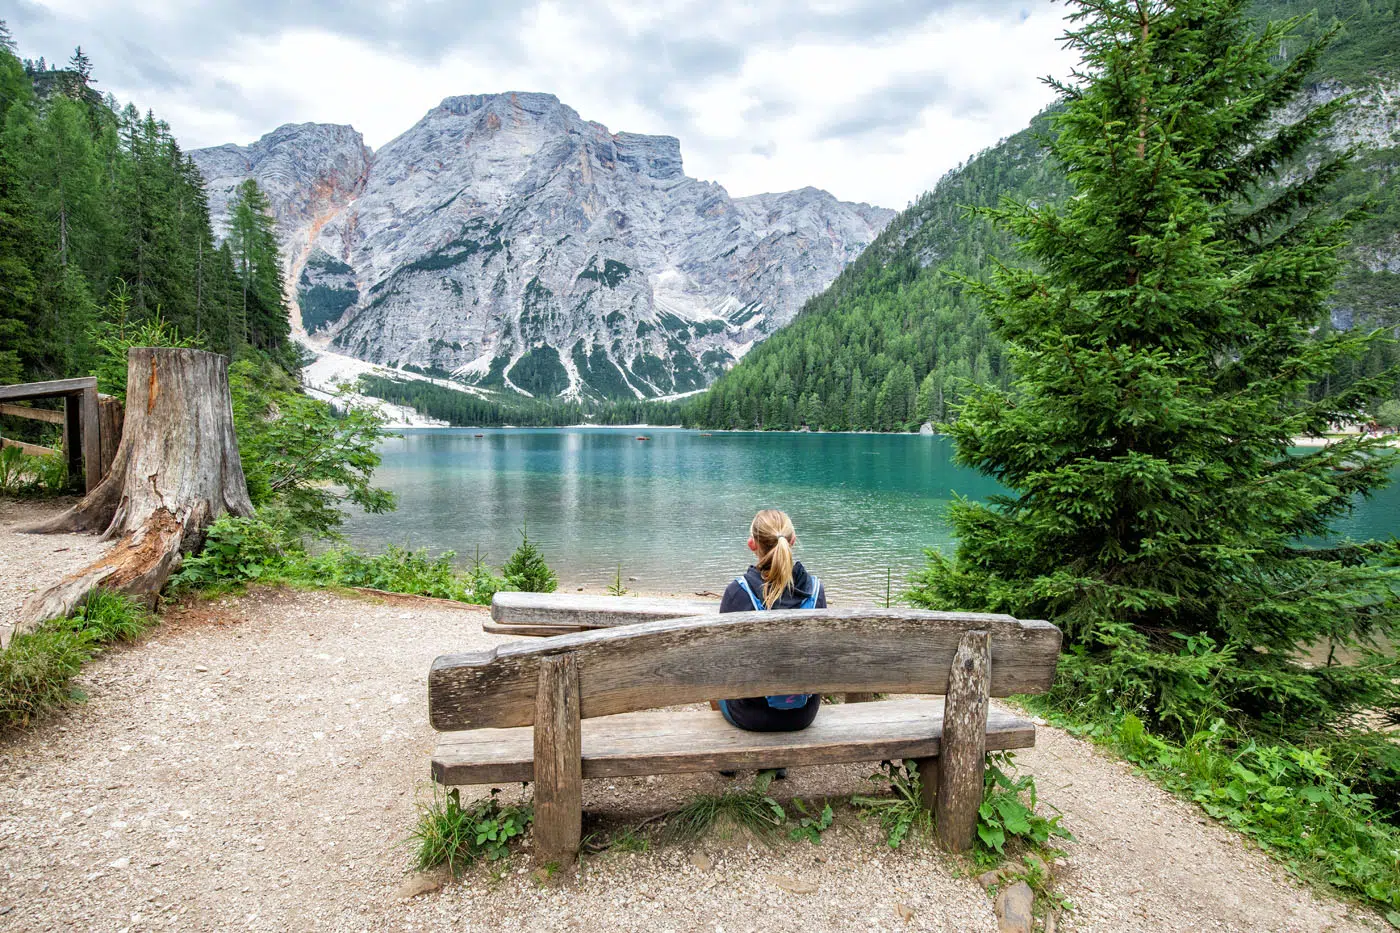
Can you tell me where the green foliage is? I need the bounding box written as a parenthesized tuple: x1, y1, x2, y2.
(0, 444, 67, 497)
(1043, 706, 1400, 912)
(0, 590, 153, 729)
(788, 798, 835, 844)
(502, 525, 558, 593)
(852, 759, 931, 849)
(173, 514, 517, 606)
(659, 770, 788, 845)
(409, 787, 533, 876)
(1377, 400, 1400, 428)
(358, 374, 682, 427)
(89, 282, 204, 399)
(229, 358, 395, 540)
(909, 0, 1400, 744)
(976, 752, 1070, 859)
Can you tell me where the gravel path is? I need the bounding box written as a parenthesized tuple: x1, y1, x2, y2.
(0, 503, 1385, 931)
(0, 497, 112, 633)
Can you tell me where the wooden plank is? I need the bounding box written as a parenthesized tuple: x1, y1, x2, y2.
(0, 437, 57, 457)
(533, 654, 582, 868)
(432, 698, 1035, 785)
(430, 609, 1061, 731)
(0, 403, 65, 424)
(936, 631, 990, 852)
(484, 621, 614, 637)
(97, 395, 123, 479)
(0, 376, 96, 402)
(80, 385, 100, 493)
(491, 591, 717, 628)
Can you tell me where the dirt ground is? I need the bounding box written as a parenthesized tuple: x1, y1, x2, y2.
(0, 501, 1386, 932)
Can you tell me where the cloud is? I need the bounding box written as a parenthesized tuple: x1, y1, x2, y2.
(6, 0, 1076, 208)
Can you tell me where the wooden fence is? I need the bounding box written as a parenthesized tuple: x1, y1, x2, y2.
(0, 377, 123, 492)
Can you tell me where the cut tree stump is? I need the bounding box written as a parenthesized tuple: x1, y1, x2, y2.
(9, 348, 252, 643)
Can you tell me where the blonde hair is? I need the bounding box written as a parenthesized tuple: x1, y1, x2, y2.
(750, 509, 797, 609)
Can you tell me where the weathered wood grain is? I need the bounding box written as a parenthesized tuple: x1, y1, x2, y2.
(914, 756, 940, 813)
(0, 437, 56, 457)
(491, 592, 717, 628)
(0, 376, 96, 402)
(0, 403, 65, 424)
(429, 609, 1060, 730)
(935, 631, 990, 852)
(532, 655, 582, 868)
(432, 698, 1035, 785)
(483, 621, 619, 637)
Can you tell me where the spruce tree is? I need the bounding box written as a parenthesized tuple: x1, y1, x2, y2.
(908, 0, 1400, 739)
(502, 524, 558, 593)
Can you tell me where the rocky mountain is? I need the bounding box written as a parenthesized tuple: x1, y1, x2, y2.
(190, 93, 892, 400)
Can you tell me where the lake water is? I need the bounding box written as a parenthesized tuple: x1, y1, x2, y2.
(339, 427, 1400, 604)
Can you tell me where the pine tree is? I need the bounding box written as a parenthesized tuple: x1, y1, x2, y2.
(909, 0, 1400, 739)
(502, 524, 558, 593)
(226, 178, 288, 353)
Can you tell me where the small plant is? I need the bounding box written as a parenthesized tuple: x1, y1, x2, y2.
(0, 445, 66, 496)
(0, 445, 35, 494)
(502, 523, 558, 593)
(0, 590, 154, 730)
(410, 787, 533, 876)
(660, 771, 787, 844)
(464, 546, 508, 605)
(853, 759, 930, 848)
(607, 563, 627, 597)
(788, 798, 834, 844)
(975, 752, 1071, 861)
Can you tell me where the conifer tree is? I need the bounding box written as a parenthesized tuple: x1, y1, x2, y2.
(502, 524, 558, 593)
(909, 0, 1400, 739)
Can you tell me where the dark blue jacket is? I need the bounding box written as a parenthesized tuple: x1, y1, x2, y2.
(717, 561, 826, 732)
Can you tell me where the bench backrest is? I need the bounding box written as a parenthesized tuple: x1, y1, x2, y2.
(429, 608, 1061, 731)
(490, 591, 718, 627)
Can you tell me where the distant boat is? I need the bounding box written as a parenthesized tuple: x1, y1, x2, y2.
(636, 435, 650, 441)
(474, 433, 484, 438)
(700, 433, 713, 437)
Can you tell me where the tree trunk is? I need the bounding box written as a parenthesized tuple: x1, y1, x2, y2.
(9, 348, 252, 642)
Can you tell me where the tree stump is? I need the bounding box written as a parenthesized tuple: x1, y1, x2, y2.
(10, 348, 252, 640)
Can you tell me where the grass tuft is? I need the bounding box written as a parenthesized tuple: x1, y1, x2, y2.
(409, 787, 533, 876)
(658, 770, 788, 845)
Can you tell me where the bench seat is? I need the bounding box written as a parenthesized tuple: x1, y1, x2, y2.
(432, 697, 1036, 785)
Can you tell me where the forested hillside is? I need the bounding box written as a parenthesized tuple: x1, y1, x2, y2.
(684, 0, 1400, 432)
(0, 26, 292, 389)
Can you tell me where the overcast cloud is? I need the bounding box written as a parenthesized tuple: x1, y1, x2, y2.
(7, 0, 1075, 208)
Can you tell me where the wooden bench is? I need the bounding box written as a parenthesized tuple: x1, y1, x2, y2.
(428, 608, 1061, 867)
(485, 591, 717, 637)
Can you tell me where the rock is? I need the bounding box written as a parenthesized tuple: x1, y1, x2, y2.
(976, 869, 1004, 890)
(689, 852, 712, 872)
(190, 93, 894, 401)
(108, 857, 130, 869)
(993, 880, 1035, 933)
(767, 873, 817, 894)
(895, 902, 915, 922)
(393, 868, 447, 900)
(1044, 910, 1057, 933)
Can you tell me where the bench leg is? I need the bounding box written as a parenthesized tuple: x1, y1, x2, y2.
(913, 756, 939, 813)
(533, 654, 582, 870)
(844, 692, 877, 703)
(935, 630, 990, 852)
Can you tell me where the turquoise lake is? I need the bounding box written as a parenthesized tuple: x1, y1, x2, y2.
(339, 428, 1400, 604)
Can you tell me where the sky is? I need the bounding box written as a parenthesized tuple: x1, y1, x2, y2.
(5, 0, 1077, 209)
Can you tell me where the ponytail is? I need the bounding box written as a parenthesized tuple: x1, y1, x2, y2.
(750, 509, 797, 608)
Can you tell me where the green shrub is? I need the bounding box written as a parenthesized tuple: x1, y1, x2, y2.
(303, 546, 468, 601)
(788, 799, 835, 844)
(502, 525, 557, 593)
(172, 514, 300, 591)
(410, 787, 533, 875)
(0, 444, 68, 497)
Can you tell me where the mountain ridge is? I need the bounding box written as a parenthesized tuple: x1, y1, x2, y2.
(190, 92, 893, 401)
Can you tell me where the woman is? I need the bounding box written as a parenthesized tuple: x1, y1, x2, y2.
(713, 509, 827, 736)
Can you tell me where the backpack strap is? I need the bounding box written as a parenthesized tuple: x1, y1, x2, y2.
(800, 576, 822, 610)
(735, 576, 764, 611)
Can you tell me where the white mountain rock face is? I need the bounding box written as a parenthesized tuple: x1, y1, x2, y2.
(191, 92, 893, 400)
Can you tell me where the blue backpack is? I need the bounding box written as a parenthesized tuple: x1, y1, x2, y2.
(734, 575, 822, 710)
